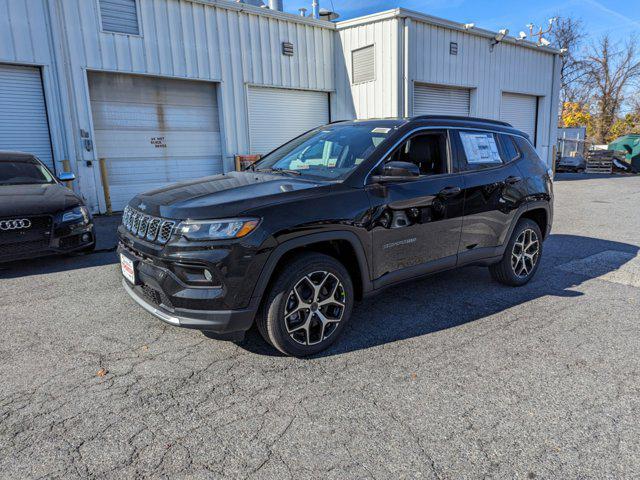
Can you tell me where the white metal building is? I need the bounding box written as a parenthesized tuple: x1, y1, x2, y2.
(0, 1, 559, 213)
(334, 9, 561, 164)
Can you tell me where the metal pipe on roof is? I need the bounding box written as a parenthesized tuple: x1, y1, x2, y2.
(311, 0, 319, 19)
(268, 0, 283, 11)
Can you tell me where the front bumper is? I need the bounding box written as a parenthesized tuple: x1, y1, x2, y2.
(0, 220, 94, 263)
(122, 279, 256, 332)
(118, 229, 267, 334)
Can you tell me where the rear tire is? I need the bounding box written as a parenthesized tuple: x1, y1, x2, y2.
(489, 218, 543, 286)
(257, 252, 354, 357)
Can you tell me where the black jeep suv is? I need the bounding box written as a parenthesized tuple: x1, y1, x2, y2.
(118, 116, 553, 356)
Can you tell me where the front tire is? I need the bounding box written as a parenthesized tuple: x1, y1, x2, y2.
(257, 252, 354, 357)
(489, 218, 543, 286)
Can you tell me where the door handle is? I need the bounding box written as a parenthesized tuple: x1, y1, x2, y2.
(438, 186, 461, 197)
(505, 175, 522, 185)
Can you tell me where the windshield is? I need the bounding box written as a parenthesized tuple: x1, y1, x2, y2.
(253, 124, 393, 180)
(0, 159, 55, 186)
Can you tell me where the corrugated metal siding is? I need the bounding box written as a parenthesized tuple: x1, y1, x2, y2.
(408, 19, 555, 160)
(500, 92, 538, 142)
(89, 72, 222, 210)
(99, 0, 140, 35)
(413, 83, 470, 116)
(352, 45, 375, 84)
(248, 86, 329, 154)
(0, 0, 53, 65)
(51, 0, 335, 211)
(337, 15, 557, 163)
(0, 64, 54, 170)
(335, 18, 401, 120)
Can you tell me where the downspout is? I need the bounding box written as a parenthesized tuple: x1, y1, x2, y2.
(402, 17, 411, 118)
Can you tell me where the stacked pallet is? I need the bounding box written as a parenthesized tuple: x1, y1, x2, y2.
(585, 150, 614, 173)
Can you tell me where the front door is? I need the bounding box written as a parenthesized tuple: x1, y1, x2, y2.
(366, 130, 465, 281)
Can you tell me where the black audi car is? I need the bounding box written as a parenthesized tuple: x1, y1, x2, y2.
(0, 151, 95, 263)
(118, 116, 553, 356)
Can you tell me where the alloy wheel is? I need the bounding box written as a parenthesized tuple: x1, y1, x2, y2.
(511, 228, 540, 278)
(284, 271, 346, 346)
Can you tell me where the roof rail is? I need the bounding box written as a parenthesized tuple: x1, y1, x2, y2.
(411, 115, 512, 127)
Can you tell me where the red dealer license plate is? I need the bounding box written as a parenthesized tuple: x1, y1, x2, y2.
(120, 254, 136, 284)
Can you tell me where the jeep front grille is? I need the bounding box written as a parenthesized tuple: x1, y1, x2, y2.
(122, 206, 176, 245)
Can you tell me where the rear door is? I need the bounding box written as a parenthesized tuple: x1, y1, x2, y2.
(366, 129, 465, 281)
(453, 130, 528, 260)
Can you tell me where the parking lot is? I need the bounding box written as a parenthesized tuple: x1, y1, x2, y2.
(1, 174, 639, 479)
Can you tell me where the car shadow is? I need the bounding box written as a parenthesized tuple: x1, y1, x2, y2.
(235, 234, 639, 358)
(0, 250, 119, 279)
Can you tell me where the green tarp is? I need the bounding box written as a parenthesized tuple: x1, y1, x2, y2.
(608, 134, 640, 171)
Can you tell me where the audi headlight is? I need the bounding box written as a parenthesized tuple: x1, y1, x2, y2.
(62, 206, 90, 223)
(177, 218, 260, 241)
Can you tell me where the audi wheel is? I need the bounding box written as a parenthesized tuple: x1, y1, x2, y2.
(257, 252, 353, 357)
(489, 218, 543, 286)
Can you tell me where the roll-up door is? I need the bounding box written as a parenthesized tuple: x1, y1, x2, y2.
(500, 93, 538, 143)
(0, 64, 54, 171)
(248, 86, 329, 155)
(88, 72, 222, 211)
(413, 84, 471, 117)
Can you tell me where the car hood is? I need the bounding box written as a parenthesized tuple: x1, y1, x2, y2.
(131, 171, 331, 219)
(0, 183, 82, 217)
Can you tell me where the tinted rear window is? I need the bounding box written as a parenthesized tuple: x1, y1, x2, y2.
(499, 134, 520, 163)
(513, 136, 542, 162)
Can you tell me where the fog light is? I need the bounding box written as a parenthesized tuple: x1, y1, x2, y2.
(203, 269, 213, 282)
(81, 233, 91, 243)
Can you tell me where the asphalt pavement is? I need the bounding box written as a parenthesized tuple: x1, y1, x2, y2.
(1, 173, 639, 479)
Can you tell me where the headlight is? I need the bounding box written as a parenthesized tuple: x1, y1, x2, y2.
(62, 206, 90, 223)
(177, 218, 260, 241)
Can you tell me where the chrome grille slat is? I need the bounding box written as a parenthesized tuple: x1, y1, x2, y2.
(122, 207, 176, 245)
(158, 221, 175, 244)
(138, 215, 150, 238)
(132, 212, 142, 234)
(146, 218, 161, 241)
(122, 206, 131, 229)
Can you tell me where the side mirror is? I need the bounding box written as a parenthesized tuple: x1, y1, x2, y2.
(58, 172, 76, 182)
(370, 161, 420, 183)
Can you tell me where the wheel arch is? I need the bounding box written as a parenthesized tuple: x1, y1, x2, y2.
(249, 232, 372, 308)
(519, 207, 548, 239)
(497, 200, 551, 257)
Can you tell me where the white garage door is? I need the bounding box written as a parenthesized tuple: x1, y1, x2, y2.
(500, 93, 538, 143)
(413, 84, 470, 117)
(89, 72, 222, 211)
(248, 87, 329, 155)
(0, 64, 54, 170)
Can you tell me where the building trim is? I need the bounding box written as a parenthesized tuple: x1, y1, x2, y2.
(337, 8, 560, 55)
(187, 0, 336, 29)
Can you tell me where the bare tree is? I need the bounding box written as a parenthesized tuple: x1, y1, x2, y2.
(549, 17, 588, 104)
(583, 35, 640, 143)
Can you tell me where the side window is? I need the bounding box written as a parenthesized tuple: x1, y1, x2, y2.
(458, 131, 503, 170)
(387, 132, 449, 175)
(513, 136, 543, 162)
(498, 134, 520, 163)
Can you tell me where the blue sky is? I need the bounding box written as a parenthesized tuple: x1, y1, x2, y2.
(284, 0, 639, 46)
